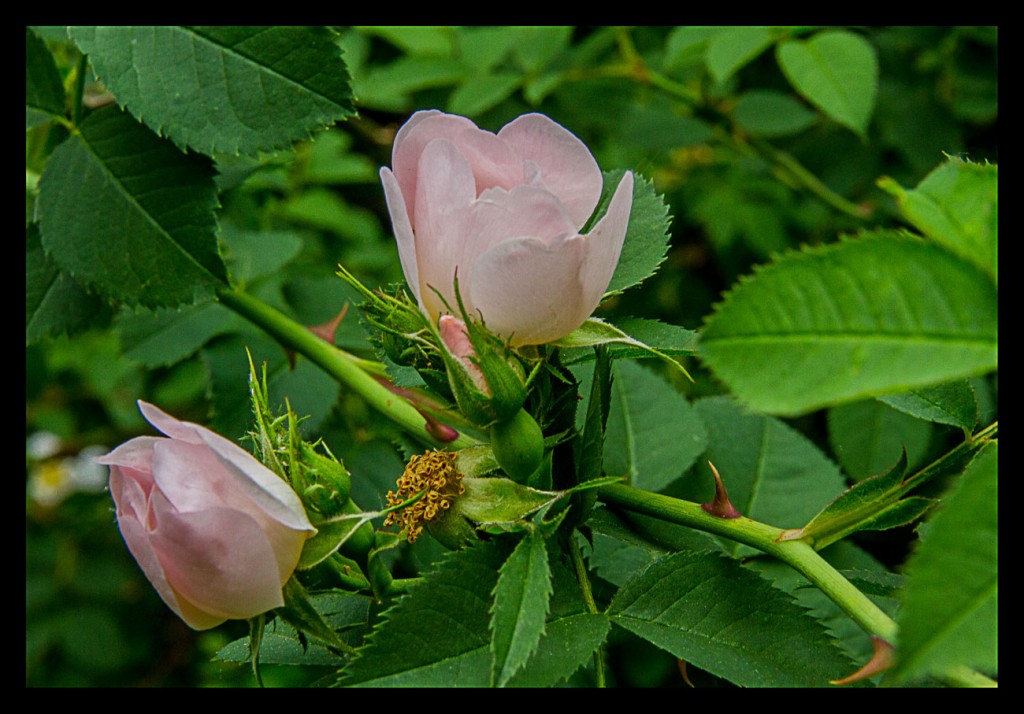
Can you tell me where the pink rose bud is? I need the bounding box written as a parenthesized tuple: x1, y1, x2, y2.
(95, 401, 316, 630)
(439, 314, 489, 394)
(381, 110, 634, 346)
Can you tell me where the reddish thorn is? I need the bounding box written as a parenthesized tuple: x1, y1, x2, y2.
(830, 636, 895, 685)
(701, 461, 742, 519)
(677, 659, 695, 688)
(307, 303, 349, 344)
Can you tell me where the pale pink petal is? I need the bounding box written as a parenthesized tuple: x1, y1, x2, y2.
(138, 401, 314, 535)
(115, 503, 226, 630)
(498, 113, 603, 228)
(148, 494, 286, 620)
(193, 430, 316, 535)
(148, 439, 234, 513)
(93, 435, 158, 472)
(469, 235, 589, 346)
(138, 400, 206, 444)
(439, 315, 488, 393)
(392, 111, 478, 220)
(108, 461, 154, 529)
(453, 127, 523, 194)
(455, 185, 578, 292)
(381, 167, 421, 305)
(414, 139, 477, 320)
(579, 171, 634, 309)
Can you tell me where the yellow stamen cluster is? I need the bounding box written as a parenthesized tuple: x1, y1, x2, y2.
(384, 450, 465, 543)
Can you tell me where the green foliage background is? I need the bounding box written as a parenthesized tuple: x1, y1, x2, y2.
(26, 26, 996, 686)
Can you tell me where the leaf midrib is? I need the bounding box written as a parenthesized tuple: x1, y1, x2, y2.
(182, 26, 346, 109)
(76, 125, 222, 287)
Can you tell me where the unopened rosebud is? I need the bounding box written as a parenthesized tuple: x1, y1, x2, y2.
(438, 315, 527, 426)
(489, 408, 545, 483)
(295, 441, 352, 517)
(440, 315, 489, 392)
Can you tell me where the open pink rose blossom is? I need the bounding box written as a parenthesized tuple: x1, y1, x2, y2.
(96, 401, 316, 630)
(381, 110, 634, 346)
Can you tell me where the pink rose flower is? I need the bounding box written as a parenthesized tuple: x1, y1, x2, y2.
(95, 401, 316, 630)
(381, 110, 633, 346)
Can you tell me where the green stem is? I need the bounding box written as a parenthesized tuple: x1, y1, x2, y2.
(605, 30, 872, 223)
(569, 535, 607, 687)
(596, 483, 996, 688)
(217, 287, 478, 450)
(747, 136, 873, 220)
(70, 53, 88, 127)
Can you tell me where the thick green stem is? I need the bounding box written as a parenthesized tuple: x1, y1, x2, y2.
(596, 483, 996, 687)
(217, 287, 477, 450)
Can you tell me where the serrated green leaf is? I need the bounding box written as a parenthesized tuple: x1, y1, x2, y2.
(791, 449, 919, 549)
(26, 27, 66, 129)
(891, 443, 997, 683)
(603, 170, 671, 295)
(490, 532, 552, 687)
(36, 105, 226, 309)
(878, 158, 997, 282)
(276, 576, 351, 652)
(732, 89, 817, 138)
(219, 223, 303, 286)
(683, 396, 847, 550)
(504, 612, 609, 687)
(216, 591, 371, 665)
(699, 233, 998, 416)
(217, 632, 344, 667)
(594, 362, 706, 492)
(117, 302, 239, 367)
(776, 30, 878, 137)
(705, 26, 778, 84)
(70, 26, 355, 156)
(589, 530, 663, 587)
(609, 550, 858, 687)
(338, 541, 503, 686)
(26, 223, 112, 344)
(827, 399, 932, 481)
(878, 380, 979, 432)
(855, 496, 934, 533)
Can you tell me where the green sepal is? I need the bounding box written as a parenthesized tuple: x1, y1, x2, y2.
(297, 499, 376, 570)
(455, 474, 621, 533)
(553, 317, 693, 382)
(336, 263, 439, 372)
(436, 276, 531, 425)
(248, 614, 266, 687)
(277, 576, 352, 654)
(294, 439, 352, 518)
(427, 508, 482, 550)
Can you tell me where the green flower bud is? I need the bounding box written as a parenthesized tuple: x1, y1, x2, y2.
(294, 441, 351, 517)
(489, 408, 545, 483)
